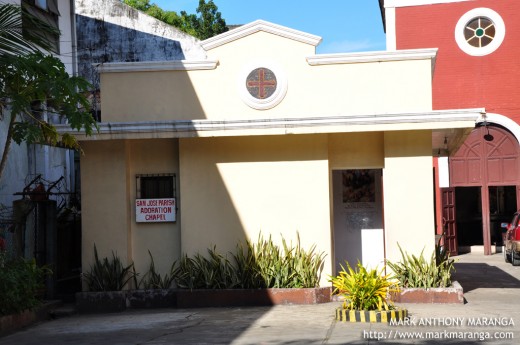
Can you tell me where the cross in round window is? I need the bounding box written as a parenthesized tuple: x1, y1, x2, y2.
(464, 17, 496, 48)
(238, 60, 288, 110)
(246, 68, 277, 99)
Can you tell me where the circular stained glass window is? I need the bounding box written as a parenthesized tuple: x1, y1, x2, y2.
(246, 68, 277, 99)
(238, 60, 288, 110)
(464, 17, 495, 48)
(455, 8, 505, 56)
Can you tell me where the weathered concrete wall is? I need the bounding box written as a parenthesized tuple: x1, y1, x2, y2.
(0, 113, 29, 207)
(0, 1, 74, 213)
(75, 0, 206, 89)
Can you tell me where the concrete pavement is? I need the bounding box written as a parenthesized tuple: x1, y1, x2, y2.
(1, 252, 520, 344)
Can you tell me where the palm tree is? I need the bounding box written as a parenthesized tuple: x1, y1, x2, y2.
(0, 2, 59, 56)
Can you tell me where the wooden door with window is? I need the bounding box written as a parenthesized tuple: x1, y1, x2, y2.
(450, 125, 520, 254)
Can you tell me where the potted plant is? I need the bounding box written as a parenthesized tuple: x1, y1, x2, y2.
(330, 262, 407, 323)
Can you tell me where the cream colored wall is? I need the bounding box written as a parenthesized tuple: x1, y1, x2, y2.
(81, 130, 436, 287)
(303, 60, 432, 115)
(81, 139, 181, 288)
(328, 132, 385, 169)
(100, 70, 205, 123)
(383, 130, 436, 262)
(100, 32, 432, 122)
(127, 139, 181, 279)
(81, 140, 132, 273)
(179, 134, 333, 285)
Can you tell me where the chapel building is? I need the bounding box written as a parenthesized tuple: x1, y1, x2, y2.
(66, 19, 483, 283)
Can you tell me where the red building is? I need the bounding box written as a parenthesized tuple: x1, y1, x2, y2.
(380, 0, 520, 255)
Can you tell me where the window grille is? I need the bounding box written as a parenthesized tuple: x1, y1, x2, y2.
(136, 174, 176, 200)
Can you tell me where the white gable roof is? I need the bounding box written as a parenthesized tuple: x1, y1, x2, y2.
(200, 20, 322, 50)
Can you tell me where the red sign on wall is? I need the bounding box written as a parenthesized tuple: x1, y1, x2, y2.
(135, 198, 176, 222)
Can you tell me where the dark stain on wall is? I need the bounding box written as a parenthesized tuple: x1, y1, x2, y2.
(76, 14, 187, 88)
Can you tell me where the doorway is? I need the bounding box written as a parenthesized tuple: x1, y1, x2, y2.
(449, 124, 520, 254)
(489, 186, 516, 247)
(455, 187, 482, 252)
(332, 169, 383, 273)
(454, 185, 516, 254)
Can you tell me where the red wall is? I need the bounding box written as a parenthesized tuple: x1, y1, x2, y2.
(395, 0, 520, 122)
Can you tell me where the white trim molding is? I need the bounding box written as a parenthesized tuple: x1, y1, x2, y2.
(57, 108, 484, 141)
(478, 113, 520, 144)
(384, 0, 472, 8)
(454, 8, 505, 57)
(385, 7, 397, 51)
(307, 48, 437, 73)
(201, 20, 322, 51)
(96, 60, 218, 73)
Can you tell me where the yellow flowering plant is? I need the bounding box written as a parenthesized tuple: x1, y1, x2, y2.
(330, 261, 399, 311)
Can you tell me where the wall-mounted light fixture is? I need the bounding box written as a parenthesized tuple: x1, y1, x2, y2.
(483, 120, 494, 142)
(438, 136, 448, 156)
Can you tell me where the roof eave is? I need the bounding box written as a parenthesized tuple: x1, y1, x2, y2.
(200, 19, 322, 51)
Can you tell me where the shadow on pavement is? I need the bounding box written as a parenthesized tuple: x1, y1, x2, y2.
(452, 262, 520, 293)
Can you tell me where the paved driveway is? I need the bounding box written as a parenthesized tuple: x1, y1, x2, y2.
(1, 253, 520, 344)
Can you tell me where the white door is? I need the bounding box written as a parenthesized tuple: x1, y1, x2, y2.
(332, 169, 384, 273)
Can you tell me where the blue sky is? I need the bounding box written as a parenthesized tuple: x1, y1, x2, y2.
(152, 0, 387, 54)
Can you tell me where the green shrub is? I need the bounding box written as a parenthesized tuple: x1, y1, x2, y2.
(329, 261, 398, 311)
(205, 247, 240, 289)
(175, 233, 326, 289)
(86, 233, 326, 291)
(0, 251, 51, 315)
(249, 231, 325, 288)
(233, 233, 325, 289)
(248, 234, 283, 288)
(175, 254, 198, 290)
(387, 243, 456, 288)
(138, 250, 177, 289)
(175, 247, 239, 289)
(82, 245, 136, 291)
(231, 241, 263, 288)
(287, 235, 326, 288)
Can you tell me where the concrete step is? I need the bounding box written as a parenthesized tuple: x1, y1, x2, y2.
(49, 303, 76, 319)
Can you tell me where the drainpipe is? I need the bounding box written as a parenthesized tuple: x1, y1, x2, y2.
(70, 0, 78, 78)
(68, 0, 77, 194)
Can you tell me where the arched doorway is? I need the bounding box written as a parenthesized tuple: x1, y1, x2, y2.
(446, 124, 520, 255)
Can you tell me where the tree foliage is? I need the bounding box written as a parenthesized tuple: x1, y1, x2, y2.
(0, 3, 59, 56)
(0, 52, 97, 178)
(121, 0, 228, 39)
(0, 251, 51, 315)
(1, 52, 96, 143)
(0, 3, 97, 181)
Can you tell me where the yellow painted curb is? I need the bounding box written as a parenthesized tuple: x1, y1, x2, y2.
(335, 308, 408, 323)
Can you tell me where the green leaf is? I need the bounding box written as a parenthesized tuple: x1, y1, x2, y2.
(387, 242, 456, 288)
(329, 261, 398, 311)
(0, 52, 98, 181)
(0, 3, 60, 57)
